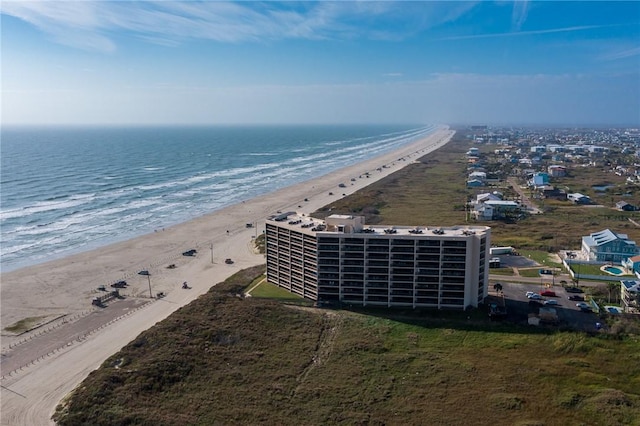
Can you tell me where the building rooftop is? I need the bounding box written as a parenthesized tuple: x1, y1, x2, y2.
(267, 212, 490, 237)
(621, 280, 640, 293)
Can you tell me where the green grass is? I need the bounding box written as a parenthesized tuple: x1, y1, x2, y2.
(518, 249, 562, 267)
(490, 267, 515, 276)
(518, 268, 545, 278)
(4, 315, 48, 334)
(53, 129, 640, 425)
(249, 280, 306, 301)
(571, 263, 635, 278)
(54, 271, 640, 426)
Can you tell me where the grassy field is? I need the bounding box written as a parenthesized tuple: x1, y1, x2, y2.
(312, 132, 640, 252)
(53, 130, 640, 425)
(249, 280, 314, 304)
(54, 266, 640, 425)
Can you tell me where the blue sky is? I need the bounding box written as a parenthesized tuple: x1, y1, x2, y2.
(2, 1, 639, 126)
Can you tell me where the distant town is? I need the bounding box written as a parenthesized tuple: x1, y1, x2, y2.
(265, 126, 640, 325)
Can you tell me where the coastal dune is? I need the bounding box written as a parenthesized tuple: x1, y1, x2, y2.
(0, 126, 454, 425)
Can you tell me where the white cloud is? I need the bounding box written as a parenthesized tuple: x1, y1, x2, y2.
(439, 24, 616, 41)
(1, 1, 476, 51)
(511, 0, 529, 32)
(599, 46, 640, 61)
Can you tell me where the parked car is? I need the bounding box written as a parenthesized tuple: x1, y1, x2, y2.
(568, 295, 585, 301)
(544, 300, 559, 306)
(528, 294, 543, 300)
(540, 290, 556, 297)
(566, 286, 584, 293)
(225, 258, 234, 264)
(576, 302, 592, 312)
(111, 280, 127, 288)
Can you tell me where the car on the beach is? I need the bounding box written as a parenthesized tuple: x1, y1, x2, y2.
(225, 258, 234, 264)
(338, 183, 346, 188)
(111, 280, 127, 288)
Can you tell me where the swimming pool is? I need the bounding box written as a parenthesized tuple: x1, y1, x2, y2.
(602, 265, 624, 275)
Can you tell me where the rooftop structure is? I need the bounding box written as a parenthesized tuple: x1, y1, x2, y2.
(582, 229, 639, 263)
(266, 213, 491, 310)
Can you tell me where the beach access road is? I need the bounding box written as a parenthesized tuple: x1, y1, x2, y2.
(0, 127, 454, 425)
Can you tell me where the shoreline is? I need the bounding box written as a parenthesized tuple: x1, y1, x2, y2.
(1, 126, 454, 424)
(0, 126, 452, 331)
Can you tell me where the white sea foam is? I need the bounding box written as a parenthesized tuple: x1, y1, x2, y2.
(1, 125, 437, 271)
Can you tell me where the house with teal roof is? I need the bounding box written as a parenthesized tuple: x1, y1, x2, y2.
(582, 229, 640, 263)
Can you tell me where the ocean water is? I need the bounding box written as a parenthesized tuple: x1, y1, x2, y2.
(1, 124, 436, 272)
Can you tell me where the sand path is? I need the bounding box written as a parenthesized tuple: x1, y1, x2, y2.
(0, 127, 454, 425)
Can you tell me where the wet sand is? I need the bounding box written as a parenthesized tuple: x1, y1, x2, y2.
(0, 126, 454, 425)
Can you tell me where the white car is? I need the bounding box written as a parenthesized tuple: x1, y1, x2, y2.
(544, 300, 559, 306)
(526, 291, 536, 297)
(528, 293, 543, 300)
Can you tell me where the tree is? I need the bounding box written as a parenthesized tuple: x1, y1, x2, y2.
(607, 282, 620, 303)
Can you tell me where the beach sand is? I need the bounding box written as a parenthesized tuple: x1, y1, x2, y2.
(0, 127, 454, 425)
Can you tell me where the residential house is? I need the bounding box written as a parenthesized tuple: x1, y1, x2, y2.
(466, 179, 484, 188)
(473, 200, 520, 221)
(621, 255, 640, 274)
(548, 165, 566, 178)
(620, 280, 640, 313)
(475, 192, 502, 203)
(539, 185, 567, 200)
(567, 193, 592, 204)
(469, 171, 486, 181)
(587, 146, 608, 155)
(466, 147, 480, 157)
(530, 172, 550, 188)
(616, 201, 636, 211)
(582, 229, 640, 262)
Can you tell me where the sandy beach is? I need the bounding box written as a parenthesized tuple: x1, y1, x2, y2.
(1, 126, 453, 425)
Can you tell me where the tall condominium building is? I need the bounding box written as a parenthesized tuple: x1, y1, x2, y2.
(265, 213, 491, 309)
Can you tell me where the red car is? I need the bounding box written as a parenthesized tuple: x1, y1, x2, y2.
(540, 290, 556, 297)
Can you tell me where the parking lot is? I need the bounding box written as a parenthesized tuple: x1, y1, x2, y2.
(493, 281, 600, 332)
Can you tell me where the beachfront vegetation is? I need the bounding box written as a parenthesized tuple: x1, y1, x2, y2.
(54, 129, 640, 425)
(54, 266, 640, 425)
(314, 131, 640, 252)
(3, 315, 49, 334)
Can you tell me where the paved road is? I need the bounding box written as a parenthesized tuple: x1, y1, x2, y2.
(1, 298, 150, 376)
(489, 273, 606, 287)
(507, 177, 542, 214)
